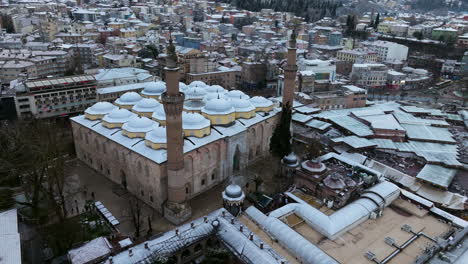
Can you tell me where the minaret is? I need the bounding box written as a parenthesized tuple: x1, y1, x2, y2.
(161, 38, 192, 224)
(282, 30, 297, 108)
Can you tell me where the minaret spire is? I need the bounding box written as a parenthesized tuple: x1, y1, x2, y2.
(161, 38, 192, 224)
(282, 29, 298, 108)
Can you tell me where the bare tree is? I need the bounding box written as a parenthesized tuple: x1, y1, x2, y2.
(129, 197, 143, 238)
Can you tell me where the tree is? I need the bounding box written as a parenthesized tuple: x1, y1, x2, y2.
(413, 32, 423, 40)
(1, 14, 15, 33)
(374, 13, 380, 29)
(0, 189, 15, 210)
(269, 103, 292, 159)
(129, 197, 143, 238)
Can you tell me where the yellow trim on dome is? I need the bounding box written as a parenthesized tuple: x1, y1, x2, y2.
(255, 105, 273, 113)
(145, 140, 167, 150)
(85, 113, 105, 120)
(235, 110, 256, 119)
(202, 112, 235, 125)
(122, 130, 146, 138)
(101, 121, 124, 129)
(183, 127, 211, 138)
(114, 103, 134, 109)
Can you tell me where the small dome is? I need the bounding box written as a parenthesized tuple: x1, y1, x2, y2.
(122, 116, 158, 133)
(203, 98, 234, 115)
(179, 82, 189, 91)
(152, 105, 166, 121)
(250, 96, 273, 108)
(183, 112, 211, 130)
(231, 98, 255, 113)
(205, 85, 226, 94)
(204, 92, 226, 102)
(85, 102, 117, 115)
(225, 184, 243, 198)
(184, 100, 206, 111)
(103, 109, 136, 124)
(141, 81, 166, 96)
(189, 80, 207, 88)
(115, 92, 142, 105)
(145, 126, 167, 144)
(132, 98, 160, 112)
(226, 90, 249, 100)
(283, 152, 299, 166)
(185, 87, 207, 100)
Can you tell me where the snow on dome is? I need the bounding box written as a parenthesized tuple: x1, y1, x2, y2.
(122, 116, 158, 133)
(179, 82, 188, 91)
(151, 105, 166, 121)
(250, 96, 274, 108)
(224, 184, 243, 199)
(102, 109, 136, 124)
(115, 92, 142, 105)
(205, 85, 226, 94)
(145, 126, 167, 144)
(202, 98, 235, 115)
(231, 98, 255, 113)
(132, 98, 160, 112)
(183, 112, 211, 130)
(85, 102, 117, 115)
(226, 90, 249, 100)
(185, 86, 208, 100)
(141, 81, 166, 96)
(204, 92, 226, 102)
(189, 80, 207, 88)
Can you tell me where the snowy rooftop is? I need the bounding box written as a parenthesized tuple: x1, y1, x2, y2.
(416, 164, 458, 188)
(0, 209, 21, 264)
(68, 237, 112, 264)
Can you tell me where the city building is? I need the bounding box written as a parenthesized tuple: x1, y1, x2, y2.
(350, 63, 388, 90)
(15, 75, 97, 119)
(362, 40, 409, 62)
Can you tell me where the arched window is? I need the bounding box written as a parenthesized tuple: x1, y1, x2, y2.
(145, 165, 150, 177)
(194, 243, 203, 253)
(181, 249, 191, 259)
(137, 161, 142, 174)
(102, 143, 107, 154)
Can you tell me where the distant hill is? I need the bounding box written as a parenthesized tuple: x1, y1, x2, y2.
(221, 0, 343, 22)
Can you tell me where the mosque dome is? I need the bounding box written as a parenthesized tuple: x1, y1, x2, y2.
(189, 80, 207, 88)
(202, 98, 234, 115)
(250, 96, 274, 109)
(231, 98, 255, 113)
(145, 126, 167, 144)
(183, 112, 211, 130)
(132, 98, 160, 113)
(226, 90, 249, 100)
(115, 92, 142, 106)
(141, 81, 166, 96)
(205, 85, 226, 94)
(179, 82, 189, 92)
(152, 105, 166, 122)
(85, 102, 118, 117)
(122, 116, 158, 133)
(185, 86, 208, 100)
(204, 92, 226, 102)
(102, 109, 136, 125)
(224, 184, 243, 199)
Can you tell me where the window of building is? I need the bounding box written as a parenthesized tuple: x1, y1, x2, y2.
(201, 179, 205, 186)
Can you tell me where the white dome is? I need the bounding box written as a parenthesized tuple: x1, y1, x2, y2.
(122, 116, 158, 133)
(231, 98, 255, 112)
(132, 98, 160, 112)
(204, 93, 226, 102)
(183, 112, 211, 130)
(226, 90, 249, 100)
(103, 109, 137, 124)
(85, 102, 117, 115)
(225, 184, 243, 198)
(141, 81, 166, 95)
(151, 105, 166, 121)
(203, 98, 234, 115)
(115, 92, 142, 105)
(250, 96, 274, 108)
(145, 126, 167, 144)
(179, 82, 189, 91)
(205, 85, 226, 94)
(185, 86, 207, 100)
(189, 80, 207, 88)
